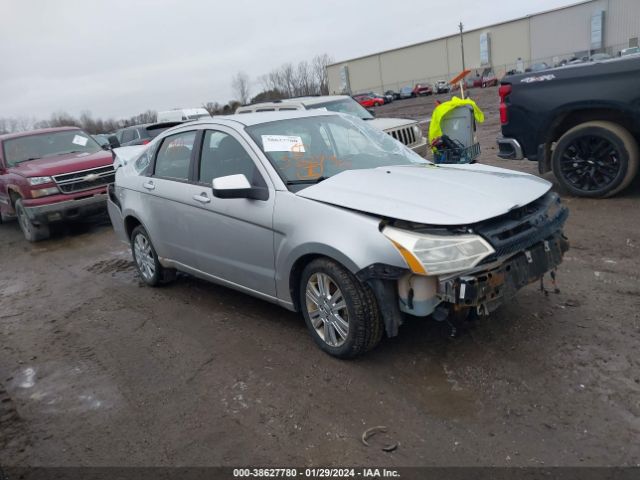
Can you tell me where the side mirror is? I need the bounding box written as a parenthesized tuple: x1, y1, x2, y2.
(367, 108, 376, 117)
(108, 135, 121, 149)
(101, 143, 111, 151)
(212, 174, 268, 201)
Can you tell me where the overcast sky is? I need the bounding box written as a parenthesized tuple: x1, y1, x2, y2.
(2, 0, 578, 120)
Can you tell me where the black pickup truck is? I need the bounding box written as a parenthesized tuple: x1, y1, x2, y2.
(497, 56, 640, 197)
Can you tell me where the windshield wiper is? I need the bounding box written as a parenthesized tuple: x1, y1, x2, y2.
(54, 150, 83, 156)
(286, 176, 328, 185)
(14, 157, 41, 164)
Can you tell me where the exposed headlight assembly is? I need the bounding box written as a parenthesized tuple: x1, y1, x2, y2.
(382, 226, 495, 276)
(29, 176, 53, 186)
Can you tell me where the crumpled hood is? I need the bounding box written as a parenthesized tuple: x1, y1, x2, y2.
(8, 150, 114, 177)
(296, 164, 551, 225)
(370, 117, 417, 131)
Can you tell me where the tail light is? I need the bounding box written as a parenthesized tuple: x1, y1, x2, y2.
(142, 139, 150, 145)
(498, 84, 512, 125)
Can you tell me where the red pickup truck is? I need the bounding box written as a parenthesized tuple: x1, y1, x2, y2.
(0, 127, 115, 241)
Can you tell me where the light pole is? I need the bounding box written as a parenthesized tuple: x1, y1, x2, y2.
(459, 21, 466, 70)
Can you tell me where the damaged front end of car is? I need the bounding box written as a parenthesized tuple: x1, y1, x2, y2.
(357, 191, 569, 337)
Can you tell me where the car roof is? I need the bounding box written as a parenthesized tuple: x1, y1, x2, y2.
(281, 95, 349, 105)
(0, 126, 80, 142)
(175, 109, 341, 128)
(236, 95, 353, 113)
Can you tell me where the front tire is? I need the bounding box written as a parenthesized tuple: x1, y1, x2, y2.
(552, 121, 639, 198)
(15, 199, 50, 242)
(299, 258, 383, 358)
(130, 225, 175, 286)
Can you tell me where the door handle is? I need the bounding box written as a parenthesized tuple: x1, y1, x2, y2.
(192, 193, 211, 204)
(143, 181, 155, 190)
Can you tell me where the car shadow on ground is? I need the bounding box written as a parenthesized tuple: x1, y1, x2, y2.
(1, 213, 113, 246)
(160, 269, 542, 364)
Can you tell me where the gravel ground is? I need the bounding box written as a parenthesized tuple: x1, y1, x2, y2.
(1, 87, 639, 468)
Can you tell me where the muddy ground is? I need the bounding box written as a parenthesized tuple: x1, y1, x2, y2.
(1, 87, 639, 469)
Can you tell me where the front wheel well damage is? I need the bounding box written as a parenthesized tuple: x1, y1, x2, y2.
(289, 254, 405, 338)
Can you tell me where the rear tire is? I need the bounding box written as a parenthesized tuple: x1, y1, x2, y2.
(15, 199, 50, 242)
(299, 258, 383, 358)
(552, 121, 638, 198)
(130, 225, 175, 286)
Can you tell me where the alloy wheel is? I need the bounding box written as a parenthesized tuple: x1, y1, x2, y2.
(305, 272, 349, 347)
(559, 135, 622, 192)
(134, 233, 156, 280)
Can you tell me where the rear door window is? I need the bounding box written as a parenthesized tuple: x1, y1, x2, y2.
(154, 131, 196, 181)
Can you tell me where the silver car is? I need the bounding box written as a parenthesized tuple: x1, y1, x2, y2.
(107, 110, 568, 358)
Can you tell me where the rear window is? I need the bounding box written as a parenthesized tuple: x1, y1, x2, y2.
(146, 125, 174, 138)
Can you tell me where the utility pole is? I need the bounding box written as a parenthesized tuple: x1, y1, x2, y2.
(459, 21, 466, 70)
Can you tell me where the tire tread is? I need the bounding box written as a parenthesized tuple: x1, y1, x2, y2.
(300, 258, 383, 358)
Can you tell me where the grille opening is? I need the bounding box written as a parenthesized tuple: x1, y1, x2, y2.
(496, 221, 534, 240)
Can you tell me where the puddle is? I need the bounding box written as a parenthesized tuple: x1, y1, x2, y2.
(6, 361, 122, 416)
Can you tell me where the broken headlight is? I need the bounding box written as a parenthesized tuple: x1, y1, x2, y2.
(382, 226, 495, 276)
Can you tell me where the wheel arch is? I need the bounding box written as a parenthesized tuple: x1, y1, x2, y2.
(547, 107, 639, 146)
(540, 107, 639, 173)
(123, 214, 144, 240)
(8, 186, 22, 206)
(286, 246, 361, 313)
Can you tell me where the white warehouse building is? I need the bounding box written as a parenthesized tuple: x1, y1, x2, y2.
(327, 0, 640, 95)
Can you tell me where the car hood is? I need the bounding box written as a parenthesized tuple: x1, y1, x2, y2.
(369, 117, 416, 130)
(296, 164, 551, 225)
(9, 150, 113, 177)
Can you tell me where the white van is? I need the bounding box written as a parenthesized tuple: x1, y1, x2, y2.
(157, 108, 211, 122)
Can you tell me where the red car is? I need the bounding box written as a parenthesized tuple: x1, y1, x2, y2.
(412, 84, 433, 96)
(352, 94, 385, 107)
(0, 127, 115, 241)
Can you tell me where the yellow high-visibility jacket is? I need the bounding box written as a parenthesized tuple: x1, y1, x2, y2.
(428, 96, 485, 145)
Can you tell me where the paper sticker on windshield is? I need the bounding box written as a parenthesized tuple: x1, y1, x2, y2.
(72, 135, 88, 147)
(262, 135, 305, 153)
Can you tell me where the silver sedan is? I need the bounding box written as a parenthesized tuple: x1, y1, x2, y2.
(108, 110, 568, 358)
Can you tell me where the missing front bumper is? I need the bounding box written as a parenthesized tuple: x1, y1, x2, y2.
(438, 234, 568, 314)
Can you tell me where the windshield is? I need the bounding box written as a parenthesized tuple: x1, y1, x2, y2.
(306, 98, 373, 120)
(246, 114, 428, 187)
(3, 130, 101, 166)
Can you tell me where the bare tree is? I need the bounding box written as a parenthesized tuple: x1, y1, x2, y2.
(232, 72, 251, 105)
(48, 111, 80, 128)
(202, 101, 222, 116)
(252, 52, 334, 101)
(312, 53, 333, 95)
